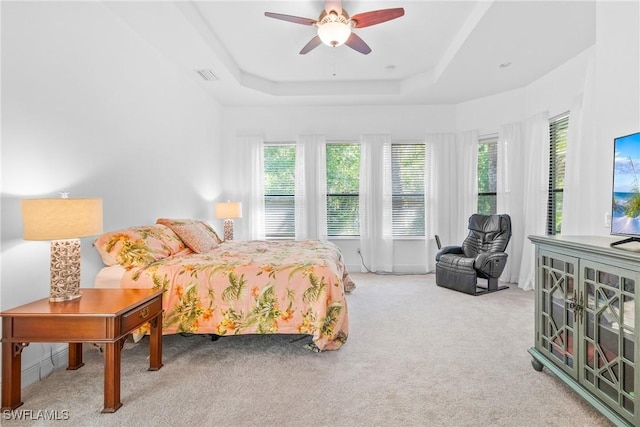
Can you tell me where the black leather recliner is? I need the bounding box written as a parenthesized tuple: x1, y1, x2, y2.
(435, 214, 512, 295)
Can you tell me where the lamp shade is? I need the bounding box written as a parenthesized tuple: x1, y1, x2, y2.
(317, 21, 351, 47)
(22, 198, 103, 240)
(215, 202, 242, 219)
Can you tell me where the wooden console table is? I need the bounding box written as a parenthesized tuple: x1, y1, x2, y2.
(1, 288, 163, 413)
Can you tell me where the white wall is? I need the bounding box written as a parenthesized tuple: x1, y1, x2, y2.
(591, 1, 640, 234)
(456, 47, 595, 134)
(1, 1, 223, 384)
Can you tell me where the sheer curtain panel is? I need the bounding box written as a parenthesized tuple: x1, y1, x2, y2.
(424, 132, 478, 272)
(235, 136, 265, 240)
(560, 96, 584, 236)
(426, 133, 478, 250)
(497, 122, 524, 283)
(423, 137, 437, 272)
(456, 130, 480, 231)
(517, 113, 550, 290)
(295, 135, 326, 240)
(359, 135, 393, 272)
(562, 52, 596, 235)
(424, 133, 457, 272)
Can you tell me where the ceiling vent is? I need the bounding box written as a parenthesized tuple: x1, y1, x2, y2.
(195, 69, 219, 81)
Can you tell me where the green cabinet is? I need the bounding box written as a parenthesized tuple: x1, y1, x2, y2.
(529, 235, 639, 427)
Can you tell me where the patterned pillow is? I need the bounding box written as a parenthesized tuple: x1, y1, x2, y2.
(156, 218, 222, 253)
(198, 221, 223, 244)
(94, 224, 188, 268)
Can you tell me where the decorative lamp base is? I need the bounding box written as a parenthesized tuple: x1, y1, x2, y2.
(223, 219, 234, 241)
(49, 239, 82, 302)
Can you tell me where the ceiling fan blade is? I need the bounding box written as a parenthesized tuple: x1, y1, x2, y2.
(324, 0, 343, 15)
(344, 33, 371, 55)
(264, 12, 316, 26)
(350, 8, 405, 28)
(300, 36, 322, 55)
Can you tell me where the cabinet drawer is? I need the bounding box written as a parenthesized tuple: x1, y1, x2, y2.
(121, 297, 162, 333)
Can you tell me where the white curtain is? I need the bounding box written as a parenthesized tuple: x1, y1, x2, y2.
(359, 134, 393, 272)
(317, 140, 329, 241)
(427, 133, 458, 254)
(235, 135, 265, 240)
(497, 122, 524, 283)
(424, 137, 437, 272)
(457, 130, 480, 231)
(295, 135, 325, 240)
(426, 132, 477, 260)
(560, 96, 585, 236)
(517, 112, 550, 290)
(562, 51, 596, 235)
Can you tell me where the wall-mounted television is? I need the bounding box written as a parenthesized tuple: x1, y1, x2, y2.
(611, 131, 640, 246)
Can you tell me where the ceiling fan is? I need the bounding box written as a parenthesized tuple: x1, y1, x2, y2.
(264, 0, 404, 55)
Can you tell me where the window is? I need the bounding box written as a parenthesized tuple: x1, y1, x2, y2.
(547, 114, 569, 235)
(477, 136, 498, 215)
(264, 144, 296, 238)
(326, 144, 360, 236)
(392, 144, 425, 236)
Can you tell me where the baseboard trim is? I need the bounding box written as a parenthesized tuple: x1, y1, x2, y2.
(347, 264, 430, 274)
(0, 344, 69, 390)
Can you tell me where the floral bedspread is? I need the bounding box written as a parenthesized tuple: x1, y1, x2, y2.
(121, 240, 353, 351)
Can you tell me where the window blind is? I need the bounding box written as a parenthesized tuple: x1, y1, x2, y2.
(264, 144, 296, 238)
(391, 144, 425, 236)
(477, 137, 498, 215)
(326, 144, 360, 236)
(547, 114, 569, 235)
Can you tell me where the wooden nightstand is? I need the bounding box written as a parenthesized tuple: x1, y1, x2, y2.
(1, 288, 163, 413)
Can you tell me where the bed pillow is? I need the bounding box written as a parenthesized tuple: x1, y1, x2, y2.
(94, 224, 188, 268)
(156, 218, 222, 253)
(198, 221, 223, 244)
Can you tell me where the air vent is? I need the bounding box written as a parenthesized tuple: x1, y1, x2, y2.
(195, 69, 219, 81)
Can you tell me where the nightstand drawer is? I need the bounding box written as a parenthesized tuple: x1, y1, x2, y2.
(121, 297, 162, 333)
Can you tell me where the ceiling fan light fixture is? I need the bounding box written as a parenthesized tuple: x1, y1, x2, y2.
(317, 21, 351, 47)
(265, 3, 405, 55)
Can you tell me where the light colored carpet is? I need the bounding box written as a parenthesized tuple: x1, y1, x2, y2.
(3, 273, 612, 426)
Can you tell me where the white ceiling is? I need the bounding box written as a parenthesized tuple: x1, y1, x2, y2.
(104, 0, 596, 107)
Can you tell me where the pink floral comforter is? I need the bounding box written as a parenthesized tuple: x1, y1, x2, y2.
(121, 240, 353, 351)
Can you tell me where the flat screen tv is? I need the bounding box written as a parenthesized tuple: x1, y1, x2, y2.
(611, 131, 640, 246)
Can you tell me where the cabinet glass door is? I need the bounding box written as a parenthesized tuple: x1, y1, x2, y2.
(580, 260, 636, 423)
(537, 250, 578, 377)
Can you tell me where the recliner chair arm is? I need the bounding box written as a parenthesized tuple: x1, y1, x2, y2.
(474, 252, 508, 278)
(435, 246, 464, 261)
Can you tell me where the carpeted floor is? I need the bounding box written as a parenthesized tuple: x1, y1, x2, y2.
(2, 273, 612, 426)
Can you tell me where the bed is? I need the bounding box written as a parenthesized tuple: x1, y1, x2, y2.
(93, 219, 354, 351)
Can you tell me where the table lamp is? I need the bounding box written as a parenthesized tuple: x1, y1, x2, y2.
(215, 201, 242, 241)
(22, 197, 103, 302)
